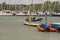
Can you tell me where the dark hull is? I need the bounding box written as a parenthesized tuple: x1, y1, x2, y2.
(52, 14, 60, 16)
(26, 18, 43, 22)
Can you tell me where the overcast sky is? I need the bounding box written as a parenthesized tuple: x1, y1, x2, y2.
(0, 0, 59, 4)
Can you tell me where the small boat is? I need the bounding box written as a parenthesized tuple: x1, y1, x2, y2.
(37, 24, 50, 32)
(26, 17, 43, 22)
(37, 24, 60, 32)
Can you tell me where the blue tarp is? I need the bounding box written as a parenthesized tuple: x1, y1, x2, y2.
(51, 24, 58, 29)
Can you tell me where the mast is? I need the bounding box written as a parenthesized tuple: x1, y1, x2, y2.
(15, 1, 16, 12)
(29, 0, 33, 24)
(8, 0, 10, 11)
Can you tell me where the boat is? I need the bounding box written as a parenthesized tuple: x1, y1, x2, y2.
(52, 12, 60, 16)
(37, 24, 50, 32)
(25, 17, 43, 22)
(37, 24, 60, 32)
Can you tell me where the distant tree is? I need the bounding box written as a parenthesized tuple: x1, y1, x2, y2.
(2, 2, 6, 10)
(0, 3, 2, 10)
(51, 1, 59, 12)
(44, 1, 51, 11)
(35, 4, 42, 11)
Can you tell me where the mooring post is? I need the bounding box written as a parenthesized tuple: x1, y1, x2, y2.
(29, 11, 32, 25)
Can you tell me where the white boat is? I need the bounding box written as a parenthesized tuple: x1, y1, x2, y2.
(27, 12, 37, 16)
(0, 11, 12, 15)
(16, 12, 26, 16)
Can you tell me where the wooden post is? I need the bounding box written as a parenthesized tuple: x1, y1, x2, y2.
(29, 11, 32, 25)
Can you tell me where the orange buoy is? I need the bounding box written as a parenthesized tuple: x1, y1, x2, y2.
(47, 24, 51, 28)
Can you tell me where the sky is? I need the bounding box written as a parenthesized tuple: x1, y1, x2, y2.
(0, 0, 59, 5)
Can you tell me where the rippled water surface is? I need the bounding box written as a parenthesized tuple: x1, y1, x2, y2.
(0, 16, 60, 40)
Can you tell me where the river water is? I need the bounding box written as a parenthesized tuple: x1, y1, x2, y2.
(0, 16, 60, 40)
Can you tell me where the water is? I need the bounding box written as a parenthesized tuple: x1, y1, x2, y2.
(0, 16, 60, 40)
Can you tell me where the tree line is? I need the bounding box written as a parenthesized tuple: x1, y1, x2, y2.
(0, 1, 60, 12)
